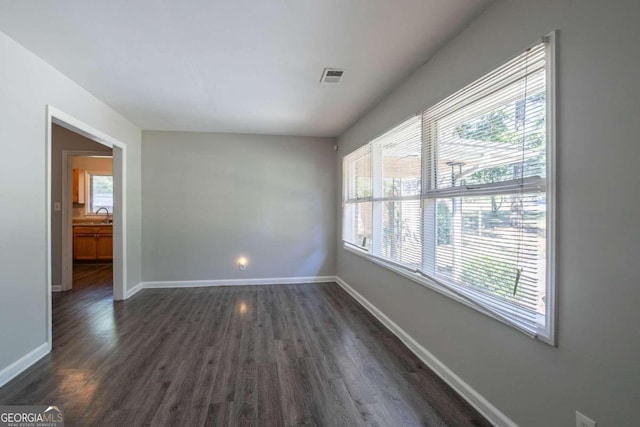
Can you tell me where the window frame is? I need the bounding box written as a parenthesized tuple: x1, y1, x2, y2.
(85, 170, 114, 215)
(342, 33, 557, 345)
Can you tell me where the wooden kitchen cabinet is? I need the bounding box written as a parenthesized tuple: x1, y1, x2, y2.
(73, 226, 112, 261)
(96, 234, 113, 260)
(73, 169, 86, 204)
(74, 234, 99, 260)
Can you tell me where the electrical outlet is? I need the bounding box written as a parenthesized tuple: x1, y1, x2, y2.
(576, 411, 597, 427)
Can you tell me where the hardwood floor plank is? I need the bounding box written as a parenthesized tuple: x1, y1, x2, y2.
(204, 401, 232, 427)
(232, 290, 258, 427)
(256, 362, 284, 427)
(0, 266, 491, 426)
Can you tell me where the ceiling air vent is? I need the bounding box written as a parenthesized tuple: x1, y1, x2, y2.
(320, 68, 344, 84)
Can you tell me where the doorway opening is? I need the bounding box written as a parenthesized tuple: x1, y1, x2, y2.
(68, 154, 114, 293)
(46, 105, 127, 349)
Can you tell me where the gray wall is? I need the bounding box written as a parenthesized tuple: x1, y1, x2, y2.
(51, 124, 112, 288)
(0, 30, 141, 374)
(142, 131, 336, 282)
(336, 0, 640, 426)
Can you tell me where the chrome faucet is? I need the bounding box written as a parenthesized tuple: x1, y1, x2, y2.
(95, 207, 111, 223)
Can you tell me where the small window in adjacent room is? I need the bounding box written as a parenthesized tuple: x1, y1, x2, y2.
(87, 172, 114, 215)
(342, 34, 556, 343)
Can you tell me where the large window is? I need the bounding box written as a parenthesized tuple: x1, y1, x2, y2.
(342, 37, 555, 342)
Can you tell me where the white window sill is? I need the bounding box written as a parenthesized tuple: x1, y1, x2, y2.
(342, 244, 553, 345)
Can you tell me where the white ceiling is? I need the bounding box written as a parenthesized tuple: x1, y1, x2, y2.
(0, 0, 490, 137)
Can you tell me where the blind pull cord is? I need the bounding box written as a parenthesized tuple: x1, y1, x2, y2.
(513, 267, 523, 296)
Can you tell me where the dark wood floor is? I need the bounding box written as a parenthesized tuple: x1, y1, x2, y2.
(0, 265, 490, 426)
(71, 263, 113, 290)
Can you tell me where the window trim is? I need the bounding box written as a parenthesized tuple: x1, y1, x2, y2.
(543, 31, 558, 346)
(341, 32, 557, 345)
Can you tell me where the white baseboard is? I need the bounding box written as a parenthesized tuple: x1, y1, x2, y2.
(0, 343, 50, 388)
(335, 276, 516, 427)
(125, 282, 143, 299)
(51, 285, 63, 292)
(125, 276, 336, 298)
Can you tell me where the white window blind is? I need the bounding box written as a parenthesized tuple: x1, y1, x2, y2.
(342, 37, 555, 341)
(343, 145, 372, 250)
(374, 116, 422, 267)
(423, 41, 548, 334)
